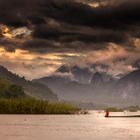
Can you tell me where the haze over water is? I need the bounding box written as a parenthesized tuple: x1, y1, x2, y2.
(0, 111, 140, 140)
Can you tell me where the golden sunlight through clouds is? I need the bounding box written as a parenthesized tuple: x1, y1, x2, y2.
(88, 2, 100, 8)
(0, 48, 64, 62)
(0, 24, 32, 39)
(134, 38, 140, 48)
(0, 24, 13, 39)
(0, 46, 85, 79)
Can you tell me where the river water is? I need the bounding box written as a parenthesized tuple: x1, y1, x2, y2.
(0, 111, 140, 140)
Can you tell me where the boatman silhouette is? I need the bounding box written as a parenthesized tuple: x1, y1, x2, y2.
(105, 110, 109, 117)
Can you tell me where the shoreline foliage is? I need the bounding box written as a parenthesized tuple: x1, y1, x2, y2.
(0, 98, 80, 114)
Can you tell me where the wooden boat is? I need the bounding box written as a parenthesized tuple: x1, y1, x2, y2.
(106, 115, 140, 118)
(105, 111, 140, 117)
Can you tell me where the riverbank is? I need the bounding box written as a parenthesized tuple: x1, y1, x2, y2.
(0, 98, 80, 114)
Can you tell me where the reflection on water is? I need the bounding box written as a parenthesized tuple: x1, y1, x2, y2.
(0, 111, 140, 140)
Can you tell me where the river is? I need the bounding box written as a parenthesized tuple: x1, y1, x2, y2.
(0, 111, 140, 140)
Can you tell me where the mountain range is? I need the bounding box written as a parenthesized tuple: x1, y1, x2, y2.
(0, 65, 58, 101)
(34, 65, 140, 105)
(0, 64, 139, 106)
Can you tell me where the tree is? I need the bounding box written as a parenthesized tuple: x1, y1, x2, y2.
(5, 85, 26, 99)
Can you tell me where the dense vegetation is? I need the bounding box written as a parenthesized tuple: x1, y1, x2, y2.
(0, 77, 80, 114)
(124, 105, 140, 112)
(105, 107, 123, 112)
(0, 98, 80, 114)
(0, 78, 26, 99)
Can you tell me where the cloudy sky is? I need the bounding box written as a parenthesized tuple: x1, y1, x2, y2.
(0, 0, 140, 79)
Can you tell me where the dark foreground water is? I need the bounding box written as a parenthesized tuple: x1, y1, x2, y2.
(0, 111, 140, 140)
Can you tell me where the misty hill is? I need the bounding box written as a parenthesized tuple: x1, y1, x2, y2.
(33, 65, 93, 100)
(90, 72, 103, 87)
(34, 65, 140, 105)
(34, 65, 115, 102)
(0, 65, 58, 101)
(56, 65, 92, 84)
(114, 70, 140, 101)
(0, 77, 26, 99)
(34, 65, 94, 95)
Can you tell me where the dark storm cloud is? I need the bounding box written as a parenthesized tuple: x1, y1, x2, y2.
(0, 0, 140, 51)
(0, 39, 16, 52)
(21, 39, 57, 53)
(0, 0, 140, 29)
(41, 0, 140, 29)
(33, 24, 127, 44)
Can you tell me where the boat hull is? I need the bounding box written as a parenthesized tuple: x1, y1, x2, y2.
(106, 115, 140, 118)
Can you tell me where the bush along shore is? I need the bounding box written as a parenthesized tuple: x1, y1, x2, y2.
(105, 107, 124, 112)
(0, 98, 80, 114)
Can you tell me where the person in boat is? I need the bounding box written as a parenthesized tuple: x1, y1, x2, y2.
(105, 110, 109, 117)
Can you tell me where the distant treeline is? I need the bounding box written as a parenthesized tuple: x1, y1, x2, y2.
(0, 98, 80, 114)
(105, 106, 140, 112)
(105, 107, 123, 112)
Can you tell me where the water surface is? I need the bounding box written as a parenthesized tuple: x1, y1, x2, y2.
(0, 111, 140, 140)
